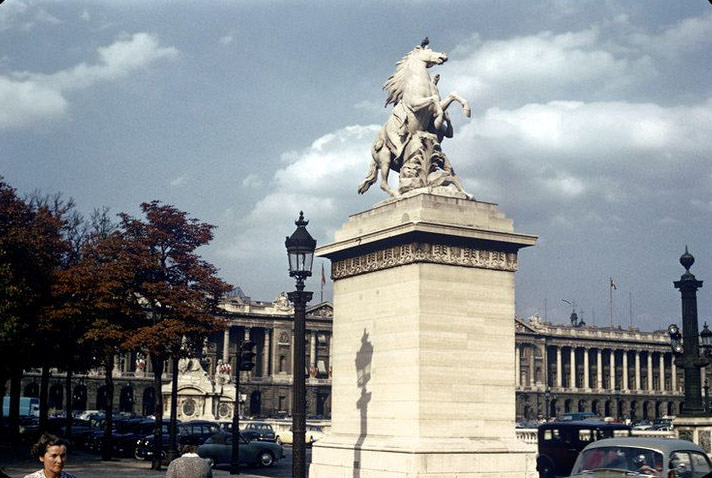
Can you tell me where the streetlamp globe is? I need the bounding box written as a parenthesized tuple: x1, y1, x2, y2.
(285, 211, 317, 283)
(701, 323, 712, 352)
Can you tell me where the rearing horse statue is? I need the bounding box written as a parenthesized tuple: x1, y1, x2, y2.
(358, 38, 471, 197)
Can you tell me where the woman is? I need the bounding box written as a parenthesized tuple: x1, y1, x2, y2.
(24, 433, 77, 478)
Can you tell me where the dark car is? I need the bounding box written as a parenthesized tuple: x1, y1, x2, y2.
(536, 420, 631, 478)
(198, 432, 284, 468)
(242, 422, 276, 442)
(112, 418, 156, 457)
(134, 420, 219, 460)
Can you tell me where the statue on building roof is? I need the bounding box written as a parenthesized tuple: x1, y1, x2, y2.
(357, 38, 472, 199)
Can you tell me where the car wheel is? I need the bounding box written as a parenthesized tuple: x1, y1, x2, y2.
(275, 436, 282, 446)
(134, 449, 143, 461)
(537, 456, 554, 478)
(257, 451, 275, 467)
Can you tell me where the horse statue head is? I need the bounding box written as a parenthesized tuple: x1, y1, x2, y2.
(383, 39, 448, 108)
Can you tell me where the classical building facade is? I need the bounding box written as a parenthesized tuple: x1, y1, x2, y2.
(515, 315, 685, 422)
(11, 292, 691, 424)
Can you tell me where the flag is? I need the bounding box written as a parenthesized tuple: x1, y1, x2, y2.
(321, 263, 326, 286)
(610, 278, 617, 290)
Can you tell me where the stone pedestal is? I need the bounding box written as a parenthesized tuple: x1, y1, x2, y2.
(673, 416, 712, 454)
(311, 192, 538, 478)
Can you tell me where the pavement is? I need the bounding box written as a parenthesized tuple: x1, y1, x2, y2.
(0, 444, 303, 478)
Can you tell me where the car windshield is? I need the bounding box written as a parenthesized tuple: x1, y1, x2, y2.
(572, 446, 663, 475)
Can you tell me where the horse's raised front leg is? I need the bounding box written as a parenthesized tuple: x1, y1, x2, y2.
(441, 93, 471, 118)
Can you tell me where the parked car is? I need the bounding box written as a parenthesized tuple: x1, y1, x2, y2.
(275, 424, 326, 446)
(536, 420, 631, 478)
(198, 432, 284, 468)
(134, 420, 218, 460)
(242, 422, 276, 442)
(568, 437, 712, 478)
(112, 418, 156, 457)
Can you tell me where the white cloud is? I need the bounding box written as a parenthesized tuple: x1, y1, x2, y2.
(218, 125, 379, 260)
(220, 33, 234, 45)
(629, 13, 712, 57)
(0, 33, 178, 130)
(170, 176, 188, 187)
(242, 174, 263, 188)
(443, 28, 653, 107)
(80, 9, 91, 22)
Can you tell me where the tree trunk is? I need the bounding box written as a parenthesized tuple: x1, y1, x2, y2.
(101, 354, 114, 461)
(167, 355, 179, 462)
(64, 368, 73, 441)
(8, 365, 22, 441)
(39, 365, 49, 432)
(151, 353, 164, 471)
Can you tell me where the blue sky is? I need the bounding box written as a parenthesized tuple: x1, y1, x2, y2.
(2, 1, 712, 332)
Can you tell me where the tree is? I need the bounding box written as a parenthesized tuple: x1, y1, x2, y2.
(0, 179, 66, 439)
(119, 201, 231, 470)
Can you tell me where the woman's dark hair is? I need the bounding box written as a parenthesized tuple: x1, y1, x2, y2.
(30, 432, 68, 459)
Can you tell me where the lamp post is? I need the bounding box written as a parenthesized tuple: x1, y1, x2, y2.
(668, 247, 707, 416)
(544, 388, 551, 421)
(285, 212, 316, 478)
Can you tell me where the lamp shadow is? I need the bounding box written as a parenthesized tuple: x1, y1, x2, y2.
(353, 329, 373, 478)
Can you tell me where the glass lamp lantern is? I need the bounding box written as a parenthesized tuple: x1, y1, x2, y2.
(285, 211, 317, 281)
(701, 322, 712, 354)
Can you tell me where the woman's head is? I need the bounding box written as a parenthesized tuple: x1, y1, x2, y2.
(31, 433, 68, 477)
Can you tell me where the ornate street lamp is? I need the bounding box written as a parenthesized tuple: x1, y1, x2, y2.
(285, 212, 316, 478)
(668, 247, 707, 416)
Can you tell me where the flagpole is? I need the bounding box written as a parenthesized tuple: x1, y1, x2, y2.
(609, 277, 613, 328)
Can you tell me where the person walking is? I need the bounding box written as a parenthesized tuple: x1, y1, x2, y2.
(165, 444, 212, 478)
(24, 432, 77, 478)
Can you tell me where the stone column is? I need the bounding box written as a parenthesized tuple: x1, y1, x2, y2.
(647, 352, 653, 391)
(635, 351, 641, 391)
(529, 346, 535, 388)
(622, 351, 628, 391)
(556, 346, 563, 388)
(223, 328, 230, 363)
(515, 344, 521, 387)
(672, 360, 678, 392)
(584, 348, 590, 389)
(610, 350, 616, 391)
(659, 353, 665, 391)
(244, 327, 251, 380)
(596, 350, 603, 390)
(263, 328, 271, 377)
(570, 347, 576, 389)
(310, 331, 317, 370)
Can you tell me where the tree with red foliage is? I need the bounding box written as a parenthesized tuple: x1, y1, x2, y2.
(119, 201, 232, 470)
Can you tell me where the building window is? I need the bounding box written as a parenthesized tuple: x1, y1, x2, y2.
(279, 355, 287, 373)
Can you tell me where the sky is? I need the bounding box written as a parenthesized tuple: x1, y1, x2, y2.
(2, 1, 712, 333)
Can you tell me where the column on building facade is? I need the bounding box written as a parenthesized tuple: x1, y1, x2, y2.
(556, 346, 563, 388)
(539, 344, 547, 386)
(672, 360, 677, 392)
(659, 353, 665, 392)
(584, 347, 590, 389)
(263, 328, 271, 377)
(529, 346, 535, 387)
(223, 328, 230, 363)
(622, 351, 628, 391)
(310, 330, 317, 371)
(635, 350, 641, 391)
(570, 347, 576, 389)
(647, 352, 653, 391)
(609, 349, 616, 391)
(515, 344, 521, 387)
(243, 327, 251, 379)
(596, 349, 603, 390)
